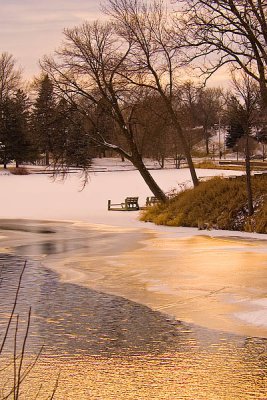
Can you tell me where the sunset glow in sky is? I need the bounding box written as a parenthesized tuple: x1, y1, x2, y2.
(0, 0, 228, 86)
(0, 0, 102, 78)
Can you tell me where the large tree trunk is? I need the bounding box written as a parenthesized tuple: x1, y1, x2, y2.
(175, 155, 181, 169)
(45, 150, 50, 166)
(185, 148, 198, 186)
(245, 135, 254, 216)
(132, 153, 167, 202)
(205, 138, 209, 155)
(105, 142, 167, 202)
(204, 128, 209, 155)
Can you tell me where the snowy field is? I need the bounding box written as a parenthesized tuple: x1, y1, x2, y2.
(0, 158, 248, 228)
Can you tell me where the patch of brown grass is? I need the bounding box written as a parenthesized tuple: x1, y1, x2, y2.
(141, 176, 267, 234)
(9, 167, 29, 175)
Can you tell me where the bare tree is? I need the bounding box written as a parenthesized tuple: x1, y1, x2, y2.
(173, 81, 219, 155)
(0, 53, 21, 102)
(42, 21, 167, 201)
(105, 0, 199, 186)
(175, 0, 267, 108)
(130, 93, 177, 167)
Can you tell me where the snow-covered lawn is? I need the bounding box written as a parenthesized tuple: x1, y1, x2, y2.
(0, 159, 246, 227)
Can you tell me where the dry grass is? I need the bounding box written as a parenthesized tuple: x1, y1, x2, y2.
(9, 167, 29, 175)
(141, 175, 267, 234)
(194, 160, 267, 171)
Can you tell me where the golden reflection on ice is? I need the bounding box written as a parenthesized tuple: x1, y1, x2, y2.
(1, 348, 267, 400)
(0, 222, 267, 399)
(47, 233, 267, 338)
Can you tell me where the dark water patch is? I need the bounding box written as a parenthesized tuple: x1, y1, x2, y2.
(0, 225, 55, 234)
(15, 238, 91, 256)
(0, 220, 56, 234)
(0, 254, 197, 357)
(13, 231, 148, 258)
(0, 254, 266, 356)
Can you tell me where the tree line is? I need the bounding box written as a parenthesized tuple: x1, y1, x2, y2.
(0, 59, 92, 170)
(0, 53, 226, 172)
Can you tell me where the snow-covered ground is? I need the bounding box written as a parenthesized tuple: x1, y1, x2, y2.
(0, 158, 267, 336)
(0, 158, 246, 227)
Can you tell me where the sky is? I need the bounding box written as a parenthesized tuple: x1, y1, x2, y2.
(0, 0, 228, 86)
(0, 0, 103, 79)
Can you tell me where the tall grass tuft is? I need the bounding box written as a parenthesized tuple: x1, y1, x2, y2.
(141, 176, 267, 234)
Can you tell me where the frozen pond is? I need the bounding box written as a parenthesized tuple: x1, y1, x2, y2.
(0, 220, 267, 399)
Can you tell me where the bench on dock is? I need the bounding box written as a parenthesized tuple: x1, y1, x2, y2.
(108, 197, 139, 211)
(145, 196, 161, 206)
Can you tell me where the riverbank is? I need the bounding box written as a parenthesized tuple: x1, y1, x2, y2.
(141, 175, 267, 233)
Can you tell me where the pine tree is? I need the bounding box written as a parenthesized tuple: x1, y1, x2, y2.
(32, 75, 56, 165)
(0, 90, 37, 167)
(12, 89, 38, 166)
(52, 99, 92, 169)
(225, 122, 244, 149)
(0, 97, 14, 167)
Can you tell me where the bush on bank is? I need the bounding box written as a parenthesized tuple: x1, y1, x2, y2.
(141, 176, 267, 234)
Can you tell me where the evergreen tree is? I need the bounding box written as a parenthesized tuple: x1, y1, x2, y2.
(0, 52, 22, 167)
(0, 97, 14, 167)
(0, 90, 37, 167)
(225, 96, 246, 156)
(12, 89, 38, 166)
(225, 122, 244, 149)
(52, 99, 92, 169)
(32, 75, 56, 165)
